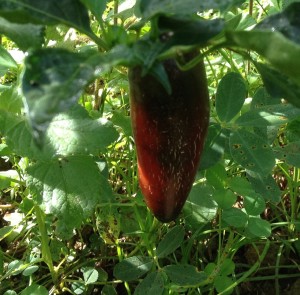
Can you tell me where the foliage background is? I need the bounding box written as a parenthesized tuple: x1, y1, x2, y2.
(1, 0, 300, 294)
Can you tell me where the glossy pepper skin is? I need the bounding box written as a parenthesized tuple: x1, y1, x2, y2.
(129, 51, 210, 222)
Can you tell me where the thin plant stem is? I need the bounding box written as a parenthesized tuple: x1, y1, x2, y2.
(35, 205, 57, 283)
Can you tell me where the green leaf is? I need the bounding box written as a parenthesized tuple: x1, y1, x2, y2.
(20, 284, 48, 295)
(82, 267, 99, 285)
(1, 105, 118, 160)
(205, 163, 227, 190)
(134, 271, 165, 295)
(255, 63, 300, 108)
(199, 124, 227, 170)
(220, 259, 235, 276)
(251, 87, 281, 109)
(246, 171, 281, 203)
(214, 275, 234, 295)
(113, 256, 154, 281)
(216, 72, 247, 122)
(7, 260, 24, 276)
(0, 111, 50, 160)
(222, 208, 248, 228)
(157, 16, 224, 49)
(4, 291, 17, 295)
(227, 177, 255, 197)
(0, 0, 93, 37)
(139, 0, 246, 18)
(0, 249, 3, 275)
(184, 184, 217, 228)
(0, 17, 44, 51)
(22, 47, 136, 144)
(148, 62, 171, 95)
(246, 217, 272, 237)
(244, 194, 266, 216)
(71, 281, 85, 295)
(163, 264, 207, 286)
(213, 189, 237, 210)
(226, 30, 300, 86)
(229, 129, 275, 173)
(45, 105, 118, 156)
(236, 103, 300, 126)
(22, 48, 97, 143)
(273, 141, 300, 167)
(0, 226, 14, 241)
(0, 87, 23, 113)
(156, 225, 185, 258)
(255, 2, 300, 44)
(111, 110, 133, 137)
(286, 119, 300, 142)
(101, 285, 117, 295)
(81, 0, 107, 23)
(27, 155, 114, 239)
(22, 265, 39, 276)
(0, 45, 17, 74)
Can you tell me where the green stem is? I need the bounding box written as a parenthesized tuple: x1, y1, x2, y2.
(218, 239, 270, 295)
(114, 0, 118, 26)
(35, 205, 57, 283)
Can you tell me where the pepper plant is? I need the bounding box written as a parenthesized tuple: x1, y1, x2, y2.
(1, 0, 300, 294)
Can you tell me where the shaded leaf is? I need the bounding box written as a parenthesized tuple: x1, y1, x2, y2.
(255, 2, 300, 44)
(199, 124, 227, 170)
(111, 111, 132, 137)
(81, 0, 107, 23)
(230, 129, 275, 173)
(205, 163, 227, 190)
(214, 275, 234, 295)
(213, 189, 237, 210)
(113, 256, 154, 281)
(244, 194, 266, 216)
(226, 30, 300, 86)
(246, 171, 281, 203)
(255, 62, 300, 108)
(0, 0, 93, 37)
(163, 264, 206, 286)
(156, 225, 185, 258)
(216, 72, 247, 122)
(220, 259, 235, 276)
(139, 0, 246, 18)
(273, 141, 300, 167)
(134, 271, 165, 295)
(222, 208, 248, 228)
(227, 177, 254, 197)
(184, 184, 217, 228)
(157, 16, 224, 48)
(246, 217, 272, 238)
(251, 87, 281, 109)
(20, 284, 48, 295)
(101, 285, 117, 295)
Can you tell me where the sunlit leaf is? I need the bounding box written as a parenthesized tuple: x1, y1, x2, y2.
(27, 156, 114, 239)
(0, 17, 44, 51)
